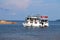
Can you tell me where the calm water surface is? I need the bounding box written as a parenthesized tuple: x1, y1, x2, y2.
(0, 21, 60, 40)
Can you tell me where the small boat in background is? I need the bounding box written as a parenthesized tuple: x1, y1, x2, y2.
(23, 15, 49, 28)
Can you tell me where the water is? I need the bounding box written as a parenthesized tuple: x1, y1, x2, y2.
(0, 21, 60, 40)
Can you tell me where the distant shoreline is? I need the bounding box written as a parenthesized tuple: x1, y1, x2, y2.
(0, 19, 60, 22)
(0, 20, 16, 24)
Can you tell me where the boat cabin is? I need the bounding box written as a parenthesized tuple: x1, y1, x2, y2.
(25, 16, 40, 24)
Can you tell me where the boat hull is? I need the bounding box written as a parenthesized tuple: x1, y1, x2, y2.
(23, 23, 49, 28)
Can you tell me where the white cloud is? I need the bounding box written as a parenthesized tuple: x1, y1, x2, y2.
(0, 0, 31, 10)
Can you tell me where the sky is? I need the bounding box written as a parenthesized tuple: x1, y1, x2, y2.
(0, 0, 60, 20)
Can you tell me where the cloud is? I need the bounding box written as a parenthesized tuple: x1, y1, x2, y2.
(32, 0, 59, 8)
(0, 0, 58, 10)
(0, 0, 31, 10)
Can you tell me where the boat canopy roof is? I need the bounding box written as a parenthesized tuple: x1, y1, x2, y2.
(27, 16, 38, 18)
(26, 16, 48, 20)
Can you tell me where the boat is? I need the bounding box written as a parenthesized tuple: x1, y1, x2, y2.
(23, 15, 49, 28)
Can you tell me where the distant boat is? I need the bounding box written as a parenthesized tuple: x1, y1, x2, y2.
(23, 15, 49, 28)
(56, 20, 60, 21)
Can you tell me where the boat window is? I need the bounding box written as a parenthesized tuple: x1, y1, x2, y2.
(45, 20, 48, 22)
(29, 18, 39, 21)
(41, 20, 45, 22)
(27, 18, 29, 20)
(41, 20, 48, 22)
(34, 19, 36, 21)
(37, 18, 39, 20)
(30, 18, 33, 21)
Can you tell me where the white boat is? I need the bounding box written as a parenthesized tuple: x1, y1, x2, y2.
(23, 15, 49, 28)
